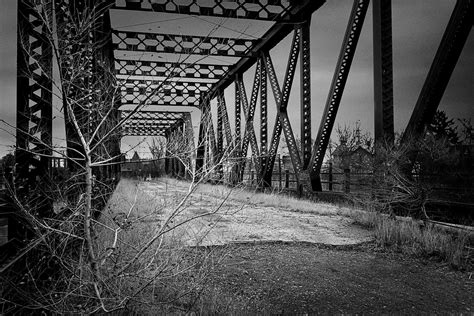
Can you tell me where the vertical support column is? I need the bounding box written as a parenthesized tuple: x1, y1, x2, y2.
(373, 0, 394, 147)
(195, 103, 207, 176)
(216, 94, 224, 158)
(300, 18, 312, 170)
(260, 56, 268, 178)
(196, 98, 214, 179)
(216, 93, 224, 180)
(183, 112, 194, 179)
(233, 77, 242, 183)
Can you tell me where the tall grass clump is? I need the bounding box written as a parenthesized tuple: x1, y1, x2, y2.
(356, 211, 472, 269)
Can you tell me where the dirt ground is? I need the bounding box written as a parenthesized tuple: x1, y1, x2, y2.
(201, 242, 473, 315)
(137, 180, 473, 314)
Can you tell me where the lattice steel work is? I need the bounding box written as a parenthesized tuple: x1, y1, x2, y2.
(262, 29, 302, 185)
(16, 0, 470, 196)
(113, 0, 291, 21)
(119, 79, 213, 106)
(114, 30, 257, 57)
(16, 0, 53, 217)
(17, 0, 53, 162)
(116, 60, 229, 80)
(121, 110, 186, 136)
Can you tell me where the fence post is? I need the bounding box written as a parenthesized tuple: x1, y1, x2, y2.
(285, 169, 290, 189)
(344, 168, 350, 193)
(278, 155, 282, 190)
(328, 162, 333, 191)
(178, 160, 184, 178)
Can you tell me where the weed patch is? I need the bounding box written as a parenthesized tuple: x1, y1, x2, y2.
(351, 211, 472, 269)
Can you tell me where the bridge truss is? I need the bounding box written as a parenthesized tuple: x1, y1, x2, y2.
(15, 0, 473, 199)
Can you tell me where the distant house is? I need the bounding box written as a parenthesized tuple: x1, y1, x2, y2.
(130, 151, 141, 172)
(121, 151, 162, 178)
(332, 145, 373, 173)
(120, 151, 141, 176)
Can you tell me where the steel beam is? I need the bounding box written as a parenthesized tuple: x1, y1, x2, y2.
(216, 94, 224, 159)
(260, 56, 268, 166)
(233, 79, 242, 183)
(115, 60, 229, 80)
(202, 0, 325, 105)
(402, 0, 473, 144)
(219, 93, 233, 149)
(119, 79, 213, 107)
(373, 0, 394, 146)
(121, 110, 185, 136)
(300, 19, 312, 169)
(309, 0, 370, 191)
(113, 0, 291, 21)
(113, 30, 257, 57)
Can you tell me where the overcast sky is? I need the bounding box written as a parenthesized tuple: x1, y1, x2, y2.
(0, 0, 473, 158)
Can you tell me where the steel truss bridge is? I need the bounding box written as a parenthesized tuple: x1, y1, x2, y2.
(13, 0, 473, 206)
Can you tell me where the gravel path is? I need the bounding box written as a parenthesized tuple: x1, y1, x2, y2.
(140, 181, 372, 246)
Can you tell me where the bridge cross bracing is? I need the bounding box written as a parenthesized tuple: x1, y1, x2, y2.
(15, 0, 474, 193)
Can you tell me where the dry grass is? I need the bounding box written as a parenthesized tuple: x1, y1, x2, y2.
(352, 211, 472, 269)
(159, 178, 472, 270)
(163, 179, 354, 217)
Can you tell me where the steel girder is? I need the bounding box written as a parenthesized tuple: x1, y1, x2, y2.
(113, 0, 291, 21)
(121, 110, 186, 136)
(216, 92, 233, 180)
(113, 30, 257, 58)
(309, 0, 370, 191)
(16, 0, 54, 218)
(113, 0, 324, 143)
(402, 0, 473, 144)
(262, 28, 302, 186)
(119, 79, 213, 106)
(233, 78, 242, 182)
(299, 19, 312, 170)
(217, 93, 233, 151)
(115, 60, 229, 80)
(373, 0, 394, 146)
(260, 57, 268, 160)
(203, 0, 325, 101)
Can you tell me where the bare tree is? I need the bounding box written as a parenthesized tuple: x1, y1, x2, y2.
(1, 1, 236, 313)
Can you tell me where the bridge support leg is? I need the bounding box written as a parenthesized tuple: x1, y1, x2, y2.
(232, 79, 242, 184)
(373, 0, 394, 147)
